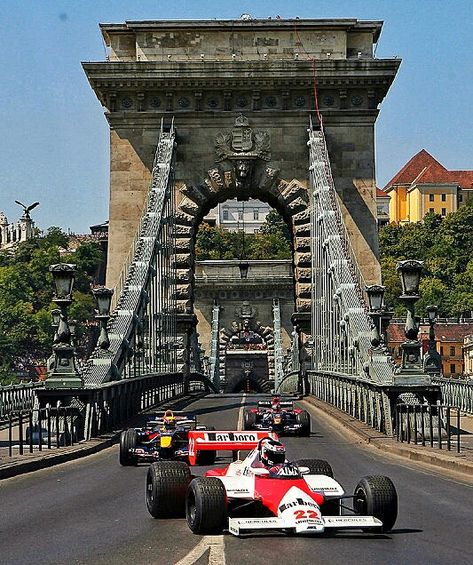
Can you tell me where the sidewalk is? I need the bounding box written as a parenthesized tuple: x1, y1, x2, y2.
(304, 396, 473, 483)
(0, 393, 202, 480)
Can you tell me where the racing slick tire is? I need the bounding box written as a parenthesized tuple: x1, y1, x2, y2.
(119, 429, 138, 466)
(294, 458, 333, 478)
(297, 410, 311, 436)
(186, 477, 228, 534)
(243, 409, 256, 430)
(294, 459, 338, 515)
(146, 461, 192, 518)
(354, 475, 398, 532)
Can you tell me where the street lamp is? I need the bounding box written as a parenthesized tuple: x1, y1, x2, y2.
(366, 285, 385, 348)
(423, 304, 442, 375)
(396, 260, 423, 372)
(46, 263, 83, 389)
(51, 308, 61, 343)
(92, 286, 114, 349)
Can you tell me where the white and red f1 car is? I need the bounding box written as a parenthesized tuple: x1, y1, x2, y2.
(145, 431, 398, 536)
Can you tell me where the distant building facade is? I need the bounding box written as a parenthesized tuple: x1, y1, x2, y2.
(376, 187, 390, 229)
(0, 212, 36, 249)
(385, 149, 473, 223)
(387, 320, 473, 377)
(204, 200, 271, 233)
(463, 335, 473, 378)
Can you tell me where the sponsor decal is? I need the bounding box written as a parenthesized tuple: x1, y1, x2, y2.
(279, 497, 319, 514)
(206, 432, 257, 442)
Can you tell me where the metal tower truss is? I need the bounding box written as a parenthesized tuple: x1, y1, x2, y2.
(82, 119, 178, 385)
(272, 298, 285, 391)
(309, 124, 396, 386)
(209, 303, 220, 390)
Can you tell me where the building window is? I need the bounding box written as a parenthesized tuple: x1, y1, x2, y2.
(238, 210, 244, 221)
(441, 194, 446, 202)
(222, 209, 229, 220)
(450, 363, 456, 375)
(429, 208, 435, 213)
(459, 194, 463, 203)
(450, 346, 455, 356)
(429, 194, 435, 202)
(253, 209, 259, 220)
(440, 346, 444, 355)
(441, 208, 446, 216)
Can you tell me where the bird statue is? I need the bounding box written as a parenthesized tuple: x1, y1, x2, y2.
(14, 200, 39, 219)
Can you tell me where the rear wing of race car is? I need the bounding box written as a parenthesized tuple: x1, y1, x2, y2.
(146, 412, 196, 428)
(257, 401, 294, 410)
(187, 430, 278, 465)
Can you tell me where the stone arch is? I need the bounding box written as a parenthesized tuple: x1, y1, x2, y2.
(171, 118, 313, 319)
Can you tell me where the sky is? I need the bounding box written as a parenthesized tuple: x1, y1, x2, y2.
(0, 0, 472, 233)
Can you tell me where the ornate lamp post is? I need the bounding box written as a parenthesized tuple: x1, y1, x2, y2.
(366, 285, 385, 348)
(423, 305, 442, 375)
(92, 287, 114, 349)
(51, 308, 61, 343)
(396, 260, 424, 373)
(46, 263, 83, 389)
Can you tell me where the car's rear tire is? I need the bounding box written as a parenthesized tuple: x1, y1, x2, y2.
(146, 461, 191, 518)
(243, 409, 256, 430)
(354, 475, 398, 532)
(295, 458, 333, 477)
(119, 429, 138, 466)
(295, 458, 338, 515)
(186, 477, 228, 534)
(297, 410, 311, 436)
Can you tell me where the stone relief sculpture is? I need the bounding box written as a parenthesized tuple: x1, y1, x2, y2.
(214, 114, 273, 191)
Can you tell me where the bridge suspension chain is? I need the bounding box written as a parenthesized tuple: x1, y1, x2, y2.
(82, 119, 178, 384)
(308, 123, 396, 384)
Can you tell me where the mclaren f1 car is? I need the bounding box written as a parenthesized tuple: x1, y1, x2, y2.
(145, 432, 398, 536)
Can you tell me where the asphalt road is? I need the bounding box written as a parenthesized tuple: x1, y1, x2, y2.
(1, 394, 472, 565)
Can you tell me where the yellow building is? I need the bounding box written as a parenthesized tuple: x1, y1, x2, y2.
(384, 149, 473, 223)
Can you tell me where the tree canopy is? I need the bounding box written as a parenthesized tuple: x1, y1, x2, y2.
(379, 202, 473, 317)
(0, 229, 103, 384)
(195, 208, 291, 261)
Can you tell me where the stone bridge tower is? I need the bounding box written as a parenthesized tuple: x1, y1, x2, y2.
(83, 17, 399, 347)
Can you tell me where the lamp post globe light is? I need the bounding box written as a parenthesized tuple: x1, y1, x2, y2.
(366, 285, 385, 348)
(423, 304, 442, 375)
(46, 263, 83, 389)
(92, 286, 114, 349)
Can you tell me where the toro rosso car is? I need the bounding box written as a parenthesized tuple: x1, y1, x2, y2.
(243, 397, 311, 436)
(145, 432, 398, 536)
(119, 410, 216, 466)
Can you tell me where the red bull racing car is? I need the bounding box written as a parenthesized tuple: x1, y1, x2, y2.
(119, 409, 216, 466)
(243, 396, 311, 436)
(145, 432, 398, 536)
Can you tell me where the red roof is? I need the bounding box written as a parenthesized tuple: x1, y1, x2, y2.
(384, 149, 448, 190)
(384, 149, 473, 192)
(376, 187, 390, 198)
(387, 322, 473, 343)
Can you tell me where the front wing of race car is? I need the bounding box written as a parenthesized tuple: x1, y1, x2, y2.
(228, 515, 383, 536)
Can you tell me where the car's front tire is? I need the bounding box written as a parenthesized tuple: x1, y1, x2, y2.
(354, 475, 398, 532)
(243, 409, 256, 430)
(146, 461, 191, 518)
(186, 477, 228, 534)
(119, 429, 138, 466)
(297, 410, 311, 436)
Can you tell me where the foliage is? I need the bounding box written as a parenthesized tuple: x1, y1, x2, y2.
(195, 209, 291, 260)
(0, 229, 104, 383)
(380, 203, 473, 317)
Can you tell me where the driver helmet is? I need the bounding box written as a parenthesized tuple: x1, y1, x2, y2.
(163, 410, 176, 430)
(259, 438, 286, 467)
(271, 396, 281, 411)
